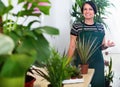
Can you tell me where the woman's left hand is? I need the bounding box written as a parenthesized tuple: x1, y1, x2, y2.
(106, 40, 115, 47)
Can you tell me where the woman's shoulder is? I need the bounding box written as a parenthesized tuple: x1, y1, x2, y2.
(95, 22, 105, 32)
(71, 21, 83, 36)
(95, 22, 104, 28)
(72, 21, 83, 29)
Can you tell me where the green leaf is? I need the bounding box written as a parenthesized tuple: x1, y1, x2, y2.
(0, 1, 13, 16)
(33, 26, 59, 35)
(39, 6, 51, 15)
(0, 51, 36, 77)
(14, 10, 41, 17)
(34, 34, 51, 62)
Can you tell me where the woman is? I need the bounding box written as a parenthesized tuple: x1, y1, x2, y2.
(67, 1, 115, 87)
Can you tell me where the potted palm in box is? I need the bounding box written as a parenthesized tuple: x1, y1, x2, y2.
(76, 35, 99, 74)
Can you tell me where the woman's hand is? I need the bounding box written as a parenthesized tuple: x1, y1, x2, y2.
(105, 40, 115, 48)
(102, 39, 115, 50)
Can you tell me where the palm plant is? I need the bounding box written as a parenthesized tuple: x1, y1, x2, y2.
(71, 0, 113, 28)
(76, 35, 99, 64)
(76, 35, 101, 74)
(31, 50, 71, 87)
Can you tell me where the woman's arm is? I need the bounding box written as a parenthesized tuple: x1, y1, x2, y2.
(67, 35, 77, 58)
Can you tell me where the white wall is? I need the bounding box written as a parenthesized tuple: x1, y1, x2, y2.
(43, 0, 73, 54)
(103, 0, 120, 53)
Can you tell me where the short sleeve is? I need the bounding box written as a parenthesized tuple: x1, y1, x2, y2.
(96, 22, 105, 35)
(70, 22, 83, 36)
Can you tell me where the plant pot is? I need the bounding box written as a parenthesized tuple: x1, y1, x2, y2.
(71, 76, 78, 79)
(105, 80, 112, 87)
(25, 75, 36, 87)
(80, 64, 89, 74)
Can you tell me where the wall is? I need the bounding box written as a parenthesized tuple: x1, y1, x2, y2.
(104, 0, 120, 53)
(43, 0, 73, 54)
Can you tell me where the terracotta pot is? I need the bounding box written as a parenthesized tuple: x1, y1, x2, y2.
(71, 76, 77, 79)
(25, 75, 36, 87)
(80, 64, 89, 74)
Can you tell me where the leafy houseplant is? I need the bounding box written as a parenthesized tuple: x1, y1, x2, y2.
(76, 35, 99, 74)
(105, 57, 114, 87)
(0, 0, 59, 87)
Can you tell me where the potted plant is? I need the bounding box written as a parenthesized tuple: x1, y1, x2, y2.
(76, 36, 99, 74)
(68, 65, 82, 79)
(31, 49, 72, 87)
(105, 57, 114, 87)
(0, 0, 59, 87)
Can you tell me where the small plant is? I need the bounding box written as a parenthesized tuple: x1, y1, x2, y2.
(105, 57, 114, 87)
(68, 65, 82, 79)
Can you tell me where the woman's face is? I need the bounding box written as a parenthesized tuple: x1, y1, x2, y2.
(83, 3, 95, 20)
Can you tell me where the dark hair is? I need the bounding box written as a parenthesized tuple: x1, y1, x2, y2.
(81, 1, 97, 14)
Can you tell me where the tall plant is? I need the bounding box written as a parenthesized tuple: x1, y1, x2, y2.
(71, 0, 113, 28)
(76, 35, 99, 64)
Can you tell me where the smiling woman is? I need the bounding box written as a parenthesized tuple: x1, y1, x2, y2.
(67, 1, 115, 87)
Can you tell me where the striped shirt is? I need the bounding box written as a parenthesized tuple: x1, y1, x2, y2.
(70, 22, 105, 36)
